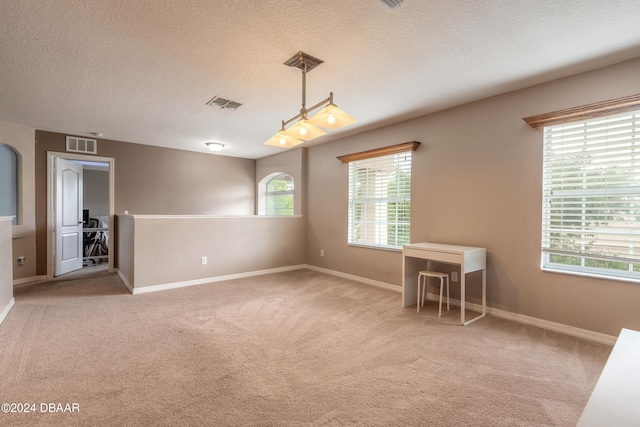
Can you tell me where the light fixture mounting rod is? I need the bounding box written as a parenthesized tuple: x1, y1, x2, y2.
(285, 51, 325, 120)
(282, 93, 333, 128)
(284, 51, 324, 72)
(308, 92, 333, 113)
(301, 63, 307, 118)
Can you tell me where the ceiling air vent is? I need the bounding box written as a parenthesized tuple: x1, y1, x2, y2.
(206, 96, 242, 110)
(66, 136, 97, 154)
(380, 0, 407, 9)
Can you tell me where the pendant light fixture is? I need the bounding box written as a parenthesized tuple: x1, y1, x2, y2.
(264, 51, 357, 148)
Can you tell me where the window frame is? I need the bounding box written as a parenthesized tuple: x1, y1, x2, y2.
(0, 143, 19, 225)
(534, 102, 640, 282)
(259, 173, 295, 216)
(340, 142, 419, 251)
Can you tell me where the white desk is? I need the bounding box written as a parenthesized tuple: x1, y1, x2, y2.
(402, 242, 487, 325)
(578, 328, 640, 426)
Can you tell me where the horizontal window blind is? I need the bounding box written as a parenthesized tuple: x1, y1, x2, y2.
(348, 151, 412, 249)
(542, 109, 640, 279)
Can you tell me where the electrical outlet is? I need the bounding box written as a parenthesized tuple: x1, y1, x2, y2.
(17, 256, 26, 266)
(320, 249, 324, 257)
(451, 272, 458, 282)
(201, 256, 207, 265)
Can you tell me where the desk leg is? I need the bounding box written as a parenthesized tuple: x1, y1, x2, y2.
(462, 268, 487, 326)
(482, 268, 486, 316)
(402, 254, 419, 308)
(460, 272, 466, 325)
(416, 275, 421, 312)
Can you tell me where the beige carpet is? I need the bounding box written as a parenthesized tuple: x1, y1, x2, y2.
(1, 269, 610, 426)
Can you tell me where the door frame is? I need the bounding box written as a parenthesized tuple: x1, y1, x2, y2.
(47, 151, 115, 279)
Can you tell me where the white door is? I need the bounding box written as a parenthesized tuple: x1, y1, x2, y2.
(54, 158, 84, 276)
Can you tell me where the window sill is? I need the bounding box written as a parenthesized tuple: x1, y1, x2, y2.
(347, 243, 402, 253)
(542, 266, 640, 284)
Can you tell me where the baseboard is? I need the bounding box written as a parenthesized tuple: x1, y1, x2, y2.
(128, 265, 308, 295)
(485, 305, 616, 346)
(13, 275, 47, 286)
(304, 265, 402, 293)
(306, 264, 616, 346)
(421, 291, 616, 346)
(0, 298, 15, 325)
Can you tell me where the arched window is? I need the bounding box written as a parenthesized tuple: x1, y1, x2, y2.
(0, 143, 18, 225)
(258, 173, 294, 216)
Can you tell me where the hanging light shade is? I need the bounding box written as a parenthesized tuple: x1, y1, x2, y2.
(307, 103, 357, 130)
(263, 130, 303, 148)
(281, 119, 327, 141)
(264, 51, 357, 149)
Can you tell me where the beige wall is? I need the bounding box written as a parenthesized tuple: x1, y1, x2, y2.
(34, 131, 256, 275)
(0, 121, 36, 281)
(306, 57, 640, 336)
(118, 215, 305, 289)
(115, 215, 135, 286)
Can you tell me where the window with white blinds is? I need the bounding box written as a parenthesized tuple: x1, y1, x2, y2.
(348, 151, 412, 249)
(542, 109, 640, 280)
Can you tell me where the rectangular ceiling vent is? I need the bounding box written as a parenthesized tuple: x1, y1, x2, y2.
(66, 136, 97, 154)
(206, 96, 242, 110)
(380, 0, 407, 9)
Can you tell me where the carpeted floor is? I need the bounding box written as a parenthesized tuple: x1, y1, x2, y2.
(0, 269, 610, 426)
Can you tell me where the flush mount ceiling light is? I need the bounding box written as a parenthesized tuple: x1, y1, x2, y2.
(206, 142, 225, 152)
(264, 51, 357, 148)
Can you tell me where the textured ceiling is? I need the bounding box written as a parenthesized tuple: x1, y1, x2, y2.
(1, 0, 640, 159)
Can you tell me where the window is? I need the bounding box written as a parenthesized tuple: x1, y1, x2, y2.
(345, 144, 415, 250)
(541, 109, 640, 280)
(0, 143, 18, 225)
(264, 173, 294, 216)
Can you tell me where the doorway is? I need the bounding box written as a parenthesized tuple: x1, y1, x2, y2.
(46, 152, 115, 279)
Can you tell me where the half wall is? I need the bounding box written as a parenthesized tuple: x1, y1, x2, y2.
(117, 215, 306, 292)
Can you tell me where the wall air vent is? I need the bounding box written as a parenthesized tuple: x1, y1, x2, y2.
(66, 136, 97, 154)
(206, 96, 242, 110)
(380, 0, 407, 9)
